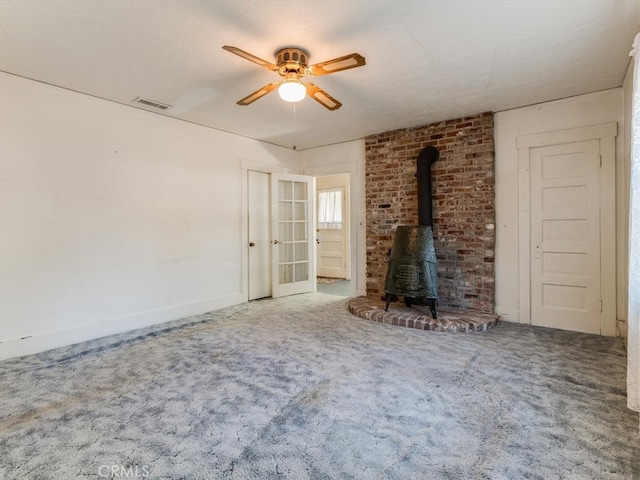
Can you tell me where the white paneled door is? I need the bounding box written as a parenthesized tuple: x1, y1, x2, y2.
(317, 186, 347, 279)
(271, 173, 316, 298)
(530, 140, 601, 333)
(248, 170, 272, 300)
(317, 228, 347, 278)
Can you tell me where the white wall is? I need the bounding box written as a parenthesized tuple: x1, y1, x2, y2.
(0, 73, 297, 360)
(494, 88, 626, 328)
(299, 140, 366, 297)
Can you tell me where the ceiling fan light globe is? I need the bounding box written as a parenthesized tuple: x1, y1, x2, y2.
(278, 80, 306, 103)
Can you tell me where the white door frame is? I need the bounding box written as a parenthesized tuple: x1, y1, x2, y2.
(241, 159, 293, 303)
(516, 122, 617, 335)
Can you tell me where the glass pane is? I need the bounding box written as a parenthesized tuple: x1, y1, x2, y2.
(279, 264, 293, 284)
(294, 242, 308, 261)
(279, 201, 292, 221)
(279, 180, 292, 200)
(293, 201, 307, 221)
(278, 222, 293, 242)
(294, 221, 308, 241)
(279, 242, 293, 263)
(294, 181, 307, 200)
(318, 189, 342, 229)
(294, 262, 309, 282)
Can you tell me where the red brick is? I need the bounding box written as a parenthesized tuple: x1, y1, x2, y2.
(364, 112, 495, 313)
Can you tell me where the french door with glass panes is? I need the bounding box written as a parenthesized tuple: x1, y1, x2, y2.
(271, 173, 316, 297)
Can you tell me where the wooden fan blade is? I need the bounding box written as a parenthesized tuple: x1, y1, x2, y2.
(223, 46, 279, 71)
(309, 53, 365, 76)
(305, 83, 342, 111)
(237, 82, 280, 106)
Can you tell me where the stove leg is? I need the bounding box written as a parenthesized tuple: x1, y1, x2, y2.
(429, 299, 438, 319)
(385, 294, 391, 311)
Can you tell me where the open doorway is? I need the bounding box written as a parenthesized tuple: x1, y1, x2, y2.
(316, 173, 351, 296)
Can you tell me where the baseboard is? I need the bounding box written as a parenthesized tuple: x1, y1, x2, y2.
(495, 305, 520, 323)
(0, 294, 243, 361)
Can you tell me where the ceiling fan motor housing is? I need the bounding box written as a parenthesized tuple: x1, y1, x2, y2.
(275, 48, 309, 76)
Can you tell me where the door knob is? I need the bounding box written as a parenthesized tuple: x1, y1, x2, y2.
(273, 240, 280, 245)
(249, 242, 255, 247)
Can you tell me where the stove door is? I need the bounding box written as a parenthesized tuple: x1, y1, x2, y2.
(271, 173, 316, 298)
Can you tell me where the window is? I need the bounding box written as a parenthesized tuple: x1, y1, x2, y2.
(318, 188, 343, 229)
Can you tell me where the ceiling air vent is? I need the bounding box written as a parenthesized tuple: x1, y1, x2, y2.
(132, 97, 172, 111)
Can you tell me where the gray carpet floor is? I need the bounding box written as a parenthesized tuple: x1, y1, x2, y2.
(1, 293, 638, 480)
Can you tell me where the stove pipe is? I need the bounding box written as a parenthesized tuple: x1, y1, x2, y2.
(416, 146, 439, 226)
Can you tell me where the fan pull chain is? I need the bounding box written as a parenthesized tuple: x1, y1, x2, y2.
(292, 103, 297, 150)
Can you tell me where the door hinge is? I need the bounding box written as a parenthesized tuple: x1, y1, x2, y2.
(599, 155, 602, 167)
(600, 300, 603, 312)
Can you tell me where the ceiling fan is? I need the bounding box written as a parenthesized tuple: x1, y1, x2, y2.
(222, 45, 366, 111)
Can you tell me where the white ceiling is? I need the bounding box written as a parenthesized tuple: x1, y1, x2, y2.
(1, 1, 639, 150)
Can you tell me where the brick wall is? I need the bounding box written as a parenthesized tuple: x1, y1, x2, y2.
(365, 112, 495, 313)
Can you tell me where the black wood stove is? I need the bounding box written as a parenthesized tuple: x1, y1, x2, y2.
(384, 146, 439, 318)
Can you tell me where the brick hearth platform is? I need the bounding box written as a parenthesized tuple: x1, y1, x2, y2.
(348, 296, 499, 333)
